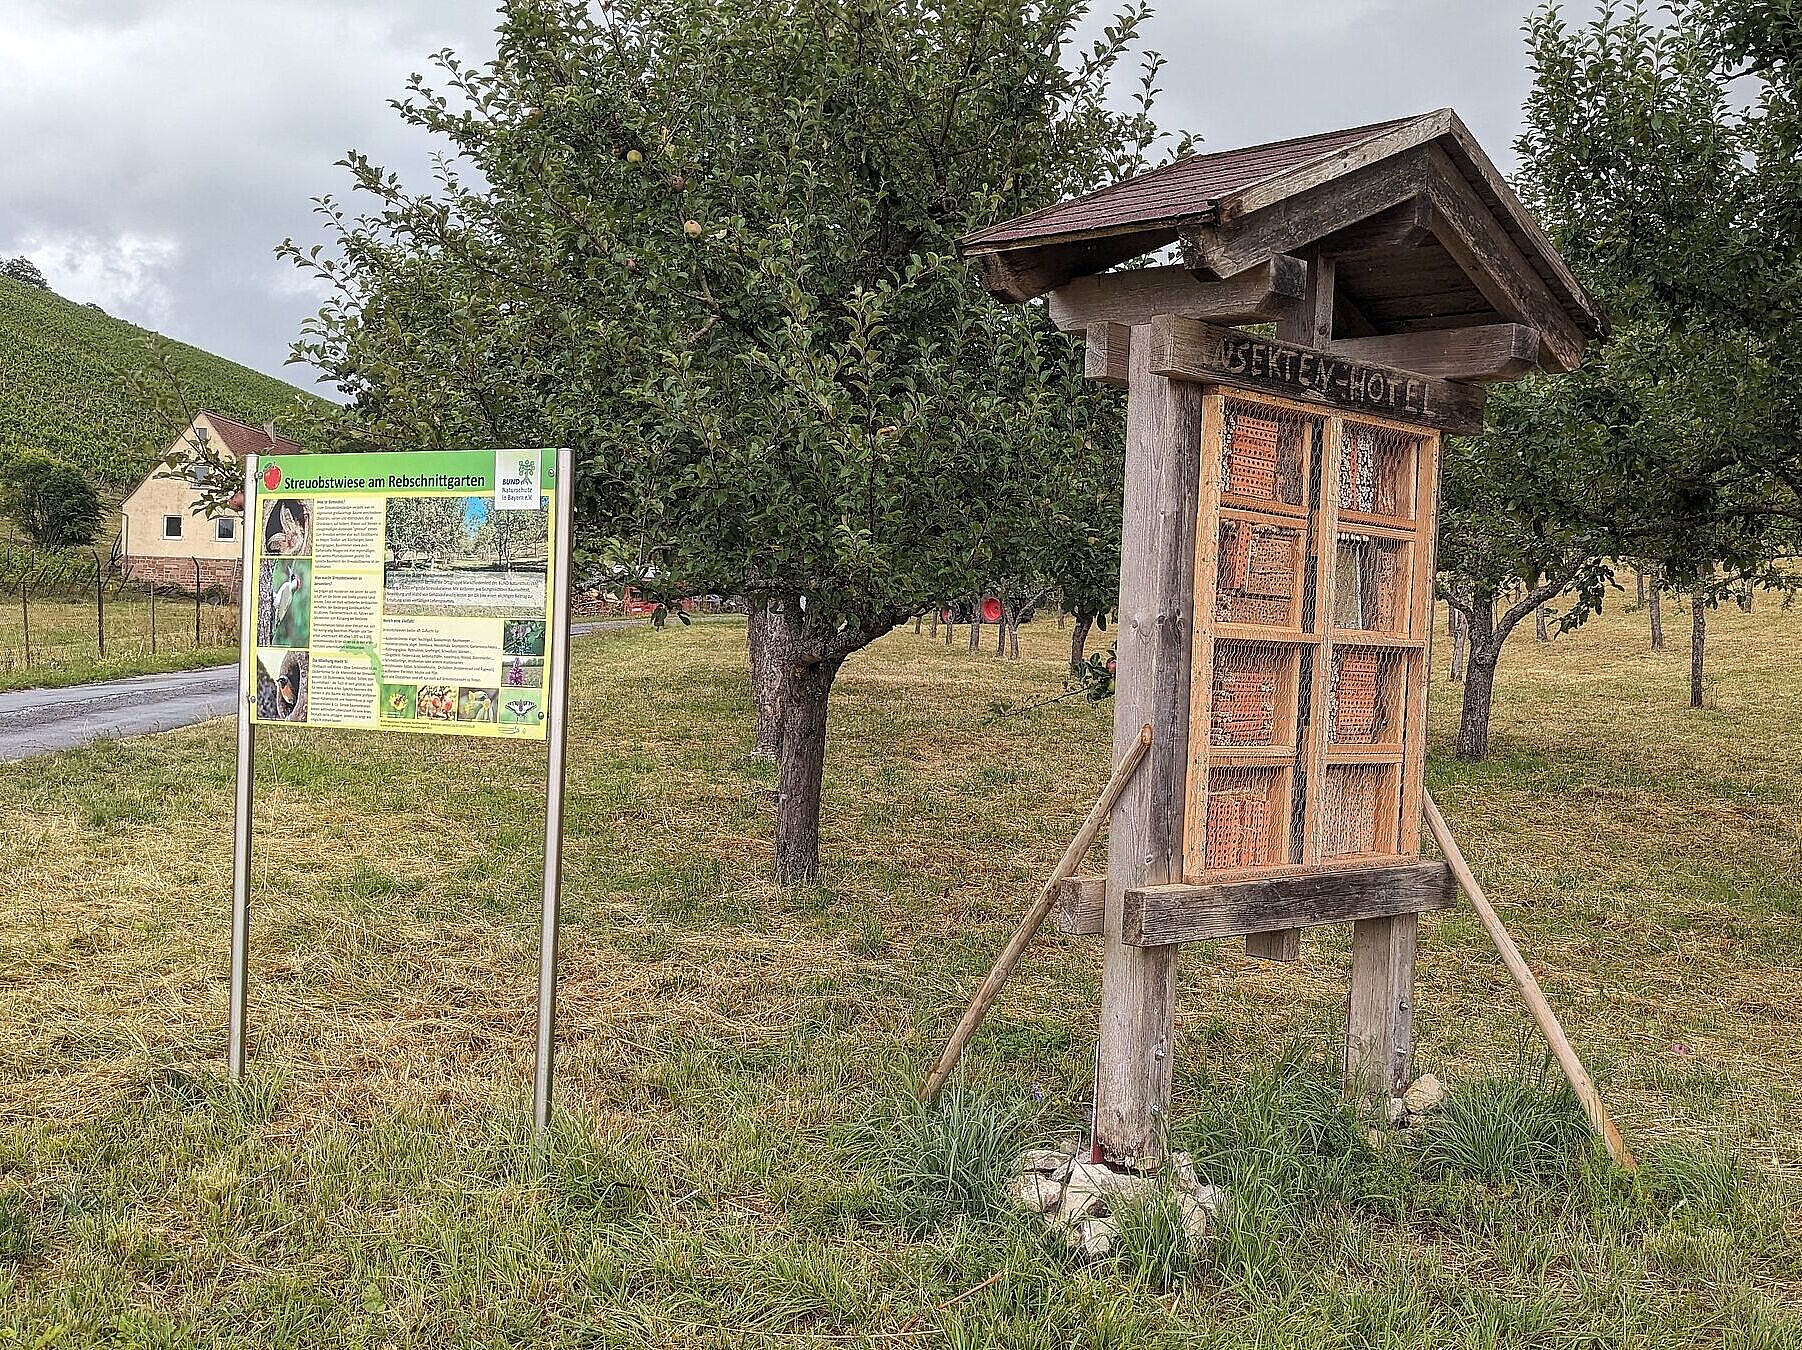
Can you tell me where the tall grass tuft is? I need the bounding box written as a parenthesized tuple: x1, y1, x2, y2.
(1412, 1073, 1590, 1186)
(1174, 1043, 1398, 1286)
(1105, 1181, 1199, 1290)
(848, 1077, 1028, 1235)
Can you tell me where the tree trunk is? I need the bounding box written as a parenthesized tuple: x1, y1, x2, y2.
(1649, 576, 1665, 650)
(1535, 604, 1550, 642)
(1635, 569, 1646, 608)
(748, 601, 789, 759)
(994, 593, 1008, 656)
(913, 615, 922, 634)
(1457, 601, 1500, 761)
(943, 613, 953, 646)
(1690, 591, 1706, 709)
(1070, 614, 1093, 674)
(1009, 614, 1020, 660)
(929, 609, 938, 638)
(1449, 599, 1468, 683)
(1736, 584, 1753, 613)
(773, 654, 841, 885)
(968, 600, 981, 651)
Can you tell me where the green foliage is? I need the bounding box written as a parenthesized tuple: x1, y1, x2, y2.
(0, 447, 101, 548)
(0, 276, 331, 486)
(282, 0, 1182, 876)
(1501, 3, 1802, 582)
(0, 257, 48, 290)
(285, 0, 1173, 639)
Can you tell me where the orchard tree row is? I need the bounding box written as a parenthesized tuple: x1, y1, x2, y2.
(164, 0, 1801, 882)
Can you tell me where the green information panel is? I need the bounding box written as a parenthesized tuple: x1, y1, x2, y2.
(244, 449, 563, 738)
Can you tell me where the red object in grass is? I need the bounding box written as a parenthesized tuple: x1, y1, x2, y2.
(262, 465, 282, 492)
(981, 596, 1003, 623)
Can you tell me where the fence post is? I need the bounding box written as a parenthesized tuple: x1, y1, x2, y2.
(19, 576, 29, 667)
(150, 576, 158, 655)
(95, 550, 106, 658)
(195, 559, 203, 645)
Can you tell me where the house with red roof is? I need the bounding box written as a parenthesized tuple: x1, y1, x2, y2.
(119, 411, 299, 592)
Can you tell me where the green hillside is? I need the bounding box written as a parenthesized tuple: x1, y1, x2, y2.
(0, 277, 333, 486)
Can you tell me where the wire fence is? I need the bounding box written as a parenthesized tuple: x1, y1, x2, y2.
(0, 545, 242, 678)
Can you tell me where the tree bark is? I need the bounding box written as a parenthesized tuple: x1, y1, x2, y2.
(929, 609, 938, 638)
(943, 613, 953, 646)
(773, 653, 841, 885)
(1454, 574, 1566, 762)
(1690, 591, 1706, 709)
(968, 601, 981, 651)
(1070, 614, 1093, 674)
(995, 590, 1008, 656)
(1649, 575, 1665, 650)
(1535, 603, 1551, 642)
(913, 614, 922, 634)
(1457, 599, 1499, 761)
(748, 600, 789, 760)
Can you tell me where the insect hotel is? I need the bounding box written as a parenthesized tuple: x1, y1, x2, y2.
(953, 111, 1607, 1169)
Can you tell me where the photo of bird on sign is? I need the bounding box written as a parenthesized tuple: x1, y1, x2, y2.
(257, 559, 311, 648)
(255, 650, 308, 723)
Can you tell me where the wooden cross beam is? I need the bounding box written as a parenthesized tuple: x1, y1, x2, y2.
(1050, 256, 1307, 333)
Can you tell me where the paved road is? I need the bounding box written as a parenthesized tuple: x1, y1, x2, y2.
(0, 616, 721, 764)
(0, 665, 240, 762)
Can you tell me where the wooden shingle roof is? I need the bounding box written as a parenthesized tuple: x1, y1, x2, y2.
(964, 116, 1416, 253)
(962, 109, 1605, 371)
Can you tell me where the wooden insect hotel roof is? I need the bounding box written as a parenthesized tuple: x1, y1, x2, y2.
(962, 109, 1604, 377)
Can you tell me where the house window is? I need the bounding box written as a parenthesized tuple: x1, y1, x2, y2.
(163, 515, 184, 540)
(215, 517, 236, 542)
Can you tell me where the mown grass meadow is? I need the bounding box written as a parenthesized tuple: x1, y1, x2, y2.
(1, 601, 1797, 1346)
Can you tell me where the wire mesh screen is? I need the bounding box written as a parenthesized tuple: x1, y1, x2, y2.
(1338, 422, 1420, 520)
(1327, 647, 1406, 747)
(1319, 763, 1400, 860)
(1209, 640, 1299, 748)
(1333, 533, 1409, 635)
(1221, 401, 1313, 510)
(1203, 766, 1286, 871)
(1216, 517, 1305, 627)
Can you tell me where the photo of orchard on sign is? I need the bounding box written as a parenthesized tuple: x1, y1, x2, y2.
(922, 110, 1634, 1233)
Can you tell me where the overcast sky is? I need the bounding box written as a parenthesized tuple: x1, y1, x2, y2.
(1, 1, 1595, 397)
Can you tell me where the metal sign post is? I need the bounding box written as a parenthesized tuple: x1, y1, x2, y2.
(227, 453, 259, 1081)
(532, 447, 576, 1135)
(224, 447, 576, 1132)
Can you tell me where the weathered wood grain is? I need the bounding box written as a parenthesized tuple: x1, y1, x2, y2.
(1056, 874, 1106, 936)
(1094, 325, 1203, 1169)
(1085, 322, 1132, 386)
(1346, 912, 1420, 1099)
(1052, 257, 1306, 333)
(1181, 149, 1429, 282)
(1121, 861, 1454, 946)
(1424, 145, 1586, 371)
(1331, 323, 1540, 383)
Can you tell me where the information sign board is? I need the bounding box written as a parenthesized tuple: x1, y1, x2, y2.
(245, 449, 561, 738)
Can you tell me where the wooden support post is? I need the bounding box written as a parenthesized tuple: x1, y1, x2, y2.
(1093, 326, 1202, 1169)
(1346, 911, 1418, 1102)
